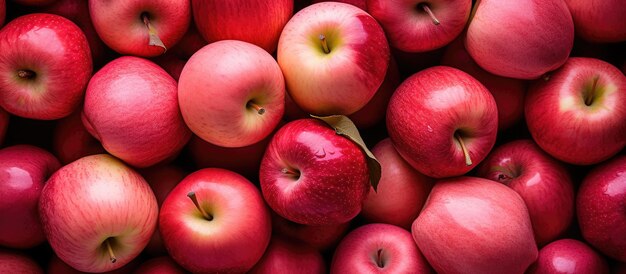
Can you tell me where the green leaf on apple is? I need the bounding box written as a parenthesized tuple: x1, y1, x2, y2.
(311, 114, 381, 192)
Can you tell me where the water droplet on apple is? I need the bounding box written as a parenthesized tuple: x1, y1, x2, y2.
(314, 148, 326, 158)
(427, 126, 433, 133)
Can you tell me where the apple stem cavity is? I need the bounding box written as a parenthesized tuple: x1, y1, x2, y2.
(281, 167, 300, 179)
(17, 69, 36, 79)
(419, 3, 440, 25)
(584, 76, 600, 106)
(455, 132, 473, 166)
(247, 101, 266, 115)
(319, 34, 331, 54)
(105, 238, 117, 264)
(187, 191, 213, 221)
(376, 249, 385, 268)
(141, 12, 167, 53)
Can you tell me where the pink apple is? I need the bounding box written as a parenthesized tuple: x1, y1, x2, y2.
(47, 253, 140, 274)
(311, 0, 366, 10)
(526, 238, 610, 274)
(277, 2, 390, 116)
(577, 155, 626, 262)
(0, 107, 8, 145)
(89, 0, 190, 57)
(82, 56, 191, 168)
(134, 257, 186, 274)
(465, 0, 574, 79)
(39, 154, 159, 273)
(331, 223, 433, 273)
(159, 168, 272, 273)
(564, 0, 626, 43)
(412, 176, 538, 274)
(249, 236, 326, 274)
(178, 40, 285, 148)
(52, 110, 105, 165)
(360, 138, 434, 229)
(0, 249, 43, 274)
(0, 145, 60, 249)
(192, 0, 293, 53)
(271, 212, 351, 251)
(386, 66, 498, 178)
(525, 57, 626, 165)
(367, 0, 471, 52)
(260, 118, 370, 225)
(0, 13, 92, 120)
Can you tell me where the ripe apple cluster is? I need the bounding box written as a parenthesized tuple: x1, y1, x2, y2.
(0, 0, 625, 273)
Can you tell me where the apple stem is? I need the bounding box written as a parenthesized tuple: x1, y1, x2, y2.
(455, 132, 472, 166)
(585, 76, 599, 106)
(319, 34, 330, 54)
(187, 192, 213, 221)
(376, 249, 385, 268)
(105, 239, 117, 264)
(142, 13, 167, 53)
(281, 167, 300, 178)
(419, 4, 440, 25)
(247, 101, 266, 115)
(17, 70, 35, 79)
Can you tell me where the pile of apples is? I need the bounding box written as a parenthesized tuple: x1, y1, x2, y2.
(1, 0, 625, 273)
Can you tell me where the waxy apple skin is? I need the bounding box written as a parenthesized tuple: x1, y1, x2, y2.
(525, 57, 626, 165)
(0, 250, 43, 274)
(0, 145, 60, 249)
(134, 256, 186, 274)
(0, 13, 92, 120)
(577, 155, 626, 262)
(260, 118, 370, 226)
(249, 237, 326, 274)
(271, 212, 351, 251)
(526, 238, 610, 274)
(564, 0, 626, 43)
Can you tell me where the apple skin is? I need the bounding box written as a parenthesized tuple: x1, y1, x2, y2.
(192, 0, 293, 54)
(367, 0, 471, 52)
(0, 13, 92, 120)
(39, 154, 159, 273)
(159, 168, 272, 273)
(277, 2, 390, 116)
(271, 212, 351, 251)
(476, 139, 575, 246)
(331, 223, 433, 274)
(577, 155, 626, 262)
(360, 138, 434, 230)
(259, 118, 370, 226)
(526, 238, 610, 274)
(52, 110, 105, 165)
(412, 176, 538, 274)
(0, 107, 8, 145)
(89, 0, 190, 57)
(0, 249, 43, 274)
(134, 257, 186, 274)
(564, 0, 626, 43)
(386, 66, 498, 178)
(47, 253, 140, 274)
(82, 56, 191, 168)
(0, 0, 5, 26)
(465, 0, 574, 79)
(0, 145, 60, 249)
(525, 57, 626, 165)
(152, 24, 208, 82)
(249, 236, 326, 274)
(178, 40, 285, 148)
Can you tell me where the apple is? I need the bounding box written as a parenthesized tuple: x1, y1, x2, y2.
(271, 212, 351, 251)
(260, 118, 370, 225)
(10, 0, 54, 6)
(277, 2, 390, 116)
(331, 223, 433, 273)
(367, 0, 471, 52)
(89, 0, 190, 57)
(311, 0, 366, 10)
(82, 56, 191, 168)
(386, 66, 498, 178)
(0, 145, 60, 249)
(152, 24, 207, 81)
(577, 155, 626, 262)
(192, 0, 293, 54)
(465, 0, 574, 79)
(412, 176, 538, 274)
(249, 236, 326, 274)
(0, 107, 8, 145)
(39, 154, 159, 273)
(159, 168, 272, 273)
(178, 40, 285, 148)
(0, 0, 5, 26)
(0, 13, 92, 120)
(564, 0, 626, 43)
(525, 57, 626, 165)
(526, 238, 610, 274)
(0, 249, 43, 274)
(134, 257, 186, 274)
(47, 253, 140, 274)
(360, 138, 434, 229)
(53, 110, 105, 165)
(476, 139, 575, 246)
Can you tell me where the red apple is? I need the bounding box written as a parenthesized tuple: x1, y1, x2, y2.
(0, 249, 43, 274)
(386, 66, 498, 178)
(412, 176, 538, 274)
(577, 155, 626, 262)
(564, 0, 626, 43)
(52, 110, 105, 165)
(311, 0, 366, 10)
(0, 107, 8, 145)
(134, 257, 186, 274)
(360, 138, 434, 229)
(465, 0, 574, 79)
(82, 56, 191, 168)
(39, 154, 159, 272)
(367, 0, 471, 52)
(89, 0, 190, 57)
(277, 2, 390, 116)
(249, 236, 326, 274)
(0, 0, 5, 26)
(47, 253, 140, 274)
(526, 238, 610, 274)
(178, 40, 285, 148)
(271, 212, 351, 251)
(525, 57, 626, 165)
(0, 145, 60, 249)
(159, 168, 272, 273)
(0, 13, 92, 120)
(331, 223, 433, 273)
(192, 0, 293, 54)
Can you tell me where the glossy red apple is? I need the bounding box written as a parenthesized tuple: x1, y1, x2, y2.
(386, 66, 498, 178)
(271, 212, 351, 251)
(0, 13, 92, 120)
(0, 249, 43, 274)
(0, 145, 60, 249)
(564, 0, 626, 43)
(159, 168, 272, 273)
(311, 0, 366, 10)
(47, 253, 140, 274)
(525, 57, 626, 165)
(134, 257, 186, 274)
(577, 155, 626, 262)
(249, 236, 326, 274)
(412, 176, 538, 274)
(52, 111, 105, 165)
(526, 238, 610, 274)
(39, 154, 159, 273)
(0, 107, 8, 145)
